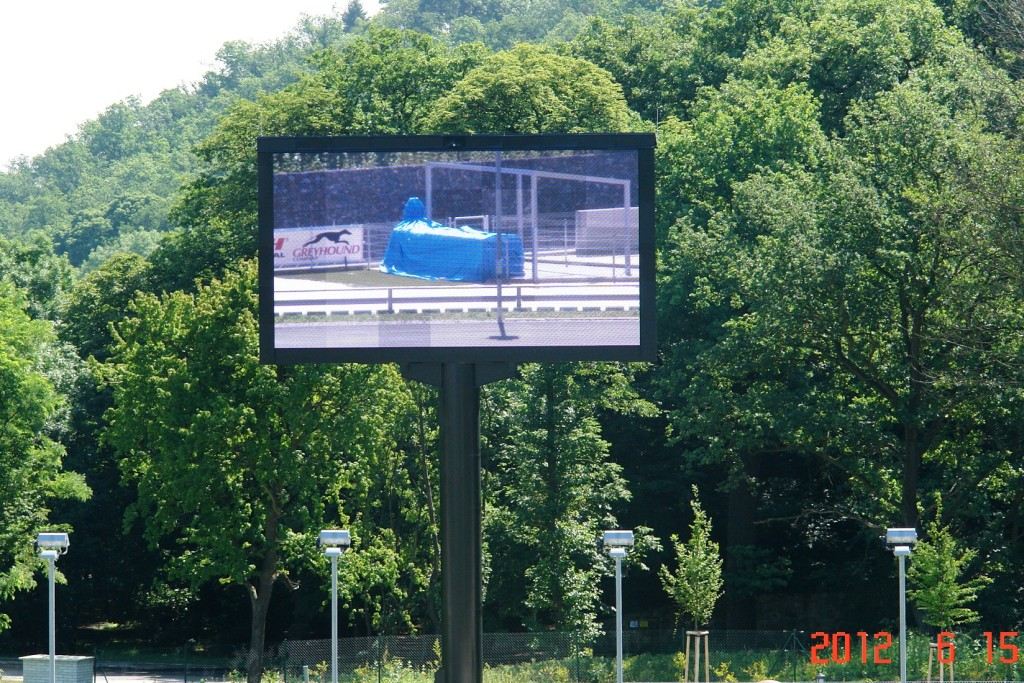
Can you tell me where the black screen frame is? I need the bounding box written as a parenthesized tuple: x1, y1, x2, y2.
(258, 133, 656, 365)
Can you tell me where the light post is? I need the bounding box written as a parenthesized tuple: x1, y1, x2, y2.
(603, 530, 634, 683)
(886, 528, 918, 683)
(36, 533, 69, 683)
(318, 530, 351, 683)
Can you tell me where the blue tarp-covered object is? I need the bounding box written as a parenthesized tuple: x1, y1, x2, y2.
(380, 197, 525, 282)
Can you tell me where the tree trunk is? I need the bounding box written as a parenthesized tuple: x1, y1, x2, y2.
(247, 510, 281, 683)
(724, 476, 756, 629)
(246, 568, 276, 683)
(900, 305, 926, 530)
(901, 424, 921, 529)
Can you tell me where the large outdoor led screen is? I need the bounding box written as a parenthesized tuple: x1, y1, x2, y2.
(258, 134, 655, 364)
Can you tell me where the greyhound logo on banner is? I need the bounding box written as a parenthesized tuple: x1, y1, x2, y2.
(274, 226, 366, 270)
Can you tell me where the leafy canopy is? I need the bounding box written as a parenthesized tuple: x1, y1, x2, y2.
(659, 486, 723, 629)
(908, 499, 993, 629)
(0, 284, 90, 631)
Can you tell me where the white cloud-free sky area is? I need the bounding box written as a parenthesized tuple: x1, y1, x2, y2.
(0, 1, 380, 169)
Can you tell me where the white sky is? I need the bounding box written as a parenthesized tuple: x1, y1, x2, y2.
(0, 0, 381, 169)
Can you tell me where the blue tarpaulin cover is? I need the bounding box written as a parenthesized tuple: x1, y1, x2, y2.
(380, 197, 525, 282)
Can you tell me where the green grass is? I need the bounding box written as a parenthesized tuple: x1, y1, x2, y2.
(85, 631, 1024, 683)
(254, 637, 1024, 683)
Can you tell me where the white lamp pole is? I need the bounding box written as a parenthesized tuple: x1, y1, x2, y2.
(602, 530, 633, 683)
(610, 547, 626, 683)
(36, 533, 69, 683)
(44, 550, 57, 683)
(326, 547, 341, 683)
(895, 545, 911, 683)
(318, 530, 350, 683)
(885, 528, 917, 683)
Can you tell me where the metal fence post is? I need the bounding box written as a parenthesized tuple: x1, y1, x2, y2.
(574, 632, 582, 683)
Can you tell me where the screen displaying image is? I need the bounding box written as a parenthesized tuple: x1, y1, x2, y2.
(259, 135, 654, 363)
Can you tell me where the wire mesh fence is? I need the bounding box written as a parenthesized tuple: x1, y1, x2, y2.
(72, 630, 1024, 683)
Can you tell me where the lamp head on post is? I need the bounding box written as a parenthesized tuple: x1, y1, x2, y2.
(602, 530, 634, 552)
(35, 533, 69, 557)
(884, 528, 918, 551)
(318, 529, 351, 553)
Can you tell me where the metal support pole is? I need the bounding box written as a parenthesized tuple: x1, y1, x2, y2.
(531, 175, 539, 283)
(899, 553, 908, 683)
(494, 152, 506, 337)
(516, 175, 524, 241)
(440, 364, 482, 683)
(615, 555, 624, 683)
(426, 166, 433, 221)
(48, 556, 56, 683)
(623, 184, 632, 277)
(331, 553, 338, 683)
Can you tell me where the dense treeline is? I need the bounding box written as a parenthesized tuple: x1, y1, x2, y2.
(0, 0, 1021, 680)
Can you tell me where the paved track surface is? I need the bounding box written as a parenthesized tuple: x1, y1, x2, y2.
(274, 279, 639, 317)
(275, 317, 639, 349)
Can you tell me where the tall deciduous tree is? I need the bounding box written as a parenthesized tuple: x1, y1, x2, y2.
(482, 363, 658, 638)
(0, 283, 90, 631)
(425, 44, 640, 134)
(102, 261, 412, 683)
(659, 76, 1024, 534)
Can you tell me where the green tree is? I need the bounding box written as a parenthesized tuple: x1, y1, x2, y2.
(426, 44, 640, 133)
(659, 486, 723, 629)
(343, 0, 368, 31)
(804, 0, 952, 131)
(59, 252, 151, 360)
(0, 283, 90, 631)
(418, 0, 511, 25)
(54, 209, 114, 266)
(568, 13, 701, 123)
(646, 0, 1024, 623)
(79, 229, 163, 275)
(482, 363, 658, 637)
(655, 77, 825, 240)
(658, 77, 1024, 534)
(0, 233, 75, 320)
(908, 500, 992, 630)
(101, 261, 412, 683)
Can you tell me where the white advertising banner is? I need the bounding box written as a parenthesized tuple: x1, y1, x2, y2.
(273, 226, 366, 270)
